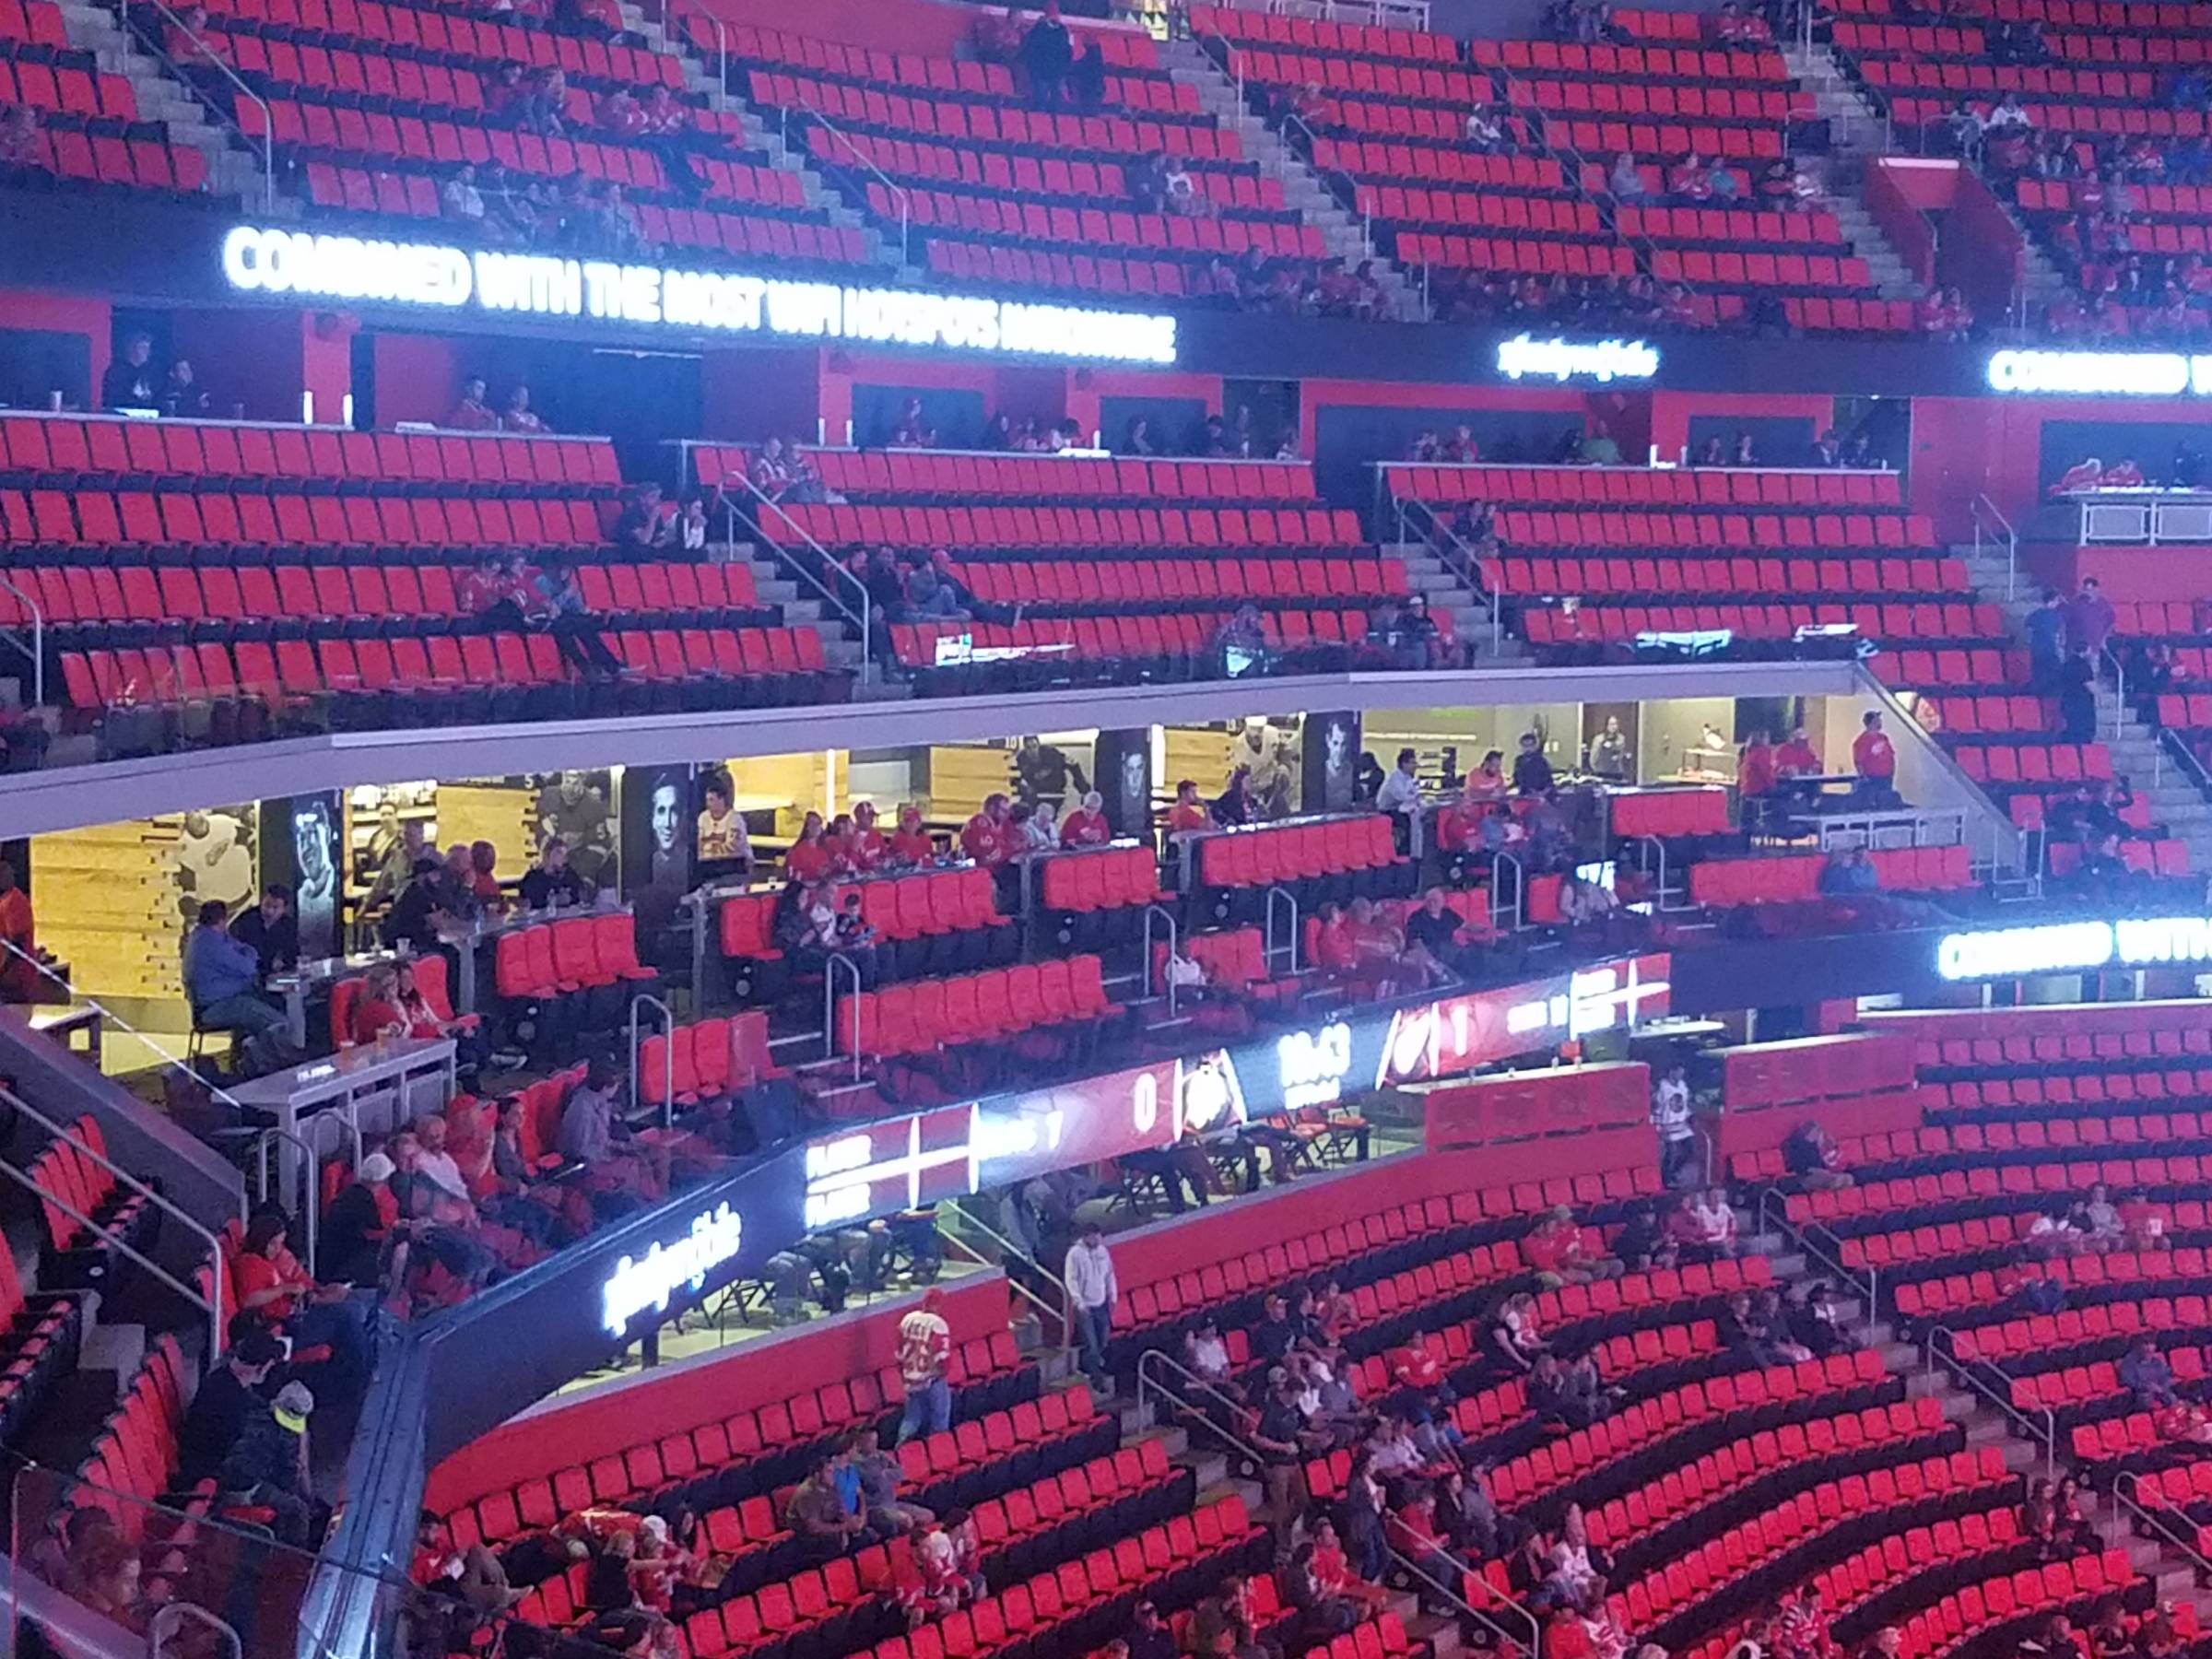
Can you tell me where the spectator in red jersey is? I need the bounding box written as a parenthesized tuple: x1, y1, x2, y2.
(845, 802, 887, 872)
(1775, 724, 1820, 779)
(960, 794, 1014, 868)
(784, 813, 833, 884)
(1736, 729, 1776, 804)
(1917, 285, 1973, 341)
(641, 86, 687, 136)
(2050, 456, 2104, 495)
(821, 814, 859, 876)
(1668, 151, 1713, 205)
(501, 384, 547, 433)
(889, 397, 934, 448)
(888, 806, 935, 866)
(2065, 576, 2116, 657)
(599, 87, 647, 136)
(1851, 712, 1897, 806)
(1523, 1205, 1622, 1286)
(1059, 792, 1112, 847)
(1441, 423, 1480, 463)
(749, 436, 793, 501)
(1164, 780, 1209, 835)
(447, 375, 498, 431)
(485, 60, 527, 119)
(2101, 457, 2147, 488)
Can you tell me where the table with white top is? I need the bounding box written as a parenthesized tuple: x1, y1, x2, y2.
(226, 1035, 456, 1210)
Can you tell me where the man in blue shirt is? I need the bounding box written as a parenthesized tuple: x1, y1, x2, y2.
(182, 900, 299, 1075)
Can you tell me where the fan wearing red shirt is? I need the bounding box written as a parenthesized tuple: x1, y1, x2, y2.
(888, 805, 935, 866)
(846, 802, 888, 872)
(961, 794, 1013, 867)
(1059, 791, 1113, 847)
(1737, 731, 1776, 799)
(784, 812, 834, 883)
(1775, 726, 1820, 777)
(1852, 712, 1897, 803)
(1164, 780, 1210, 835)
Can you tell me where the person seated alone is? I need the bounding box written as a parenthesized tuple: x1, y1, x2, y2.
(520, 836, 593, 910)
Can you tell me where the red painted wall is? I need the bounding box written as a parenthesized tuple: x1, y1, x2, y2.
(425, 1273, 1011, 1515)
(2020, 542, 2212, 603)
(1909, 394, 2211, 544)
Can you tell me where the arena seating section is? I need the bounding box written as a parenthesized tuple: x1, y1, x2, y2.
(1194, 5, 1910, 334)
(0, 0, 212, 196)
(695, 446, 1404, 686)
(711, 22, 1325, 300)
(0, 415, 846, 747)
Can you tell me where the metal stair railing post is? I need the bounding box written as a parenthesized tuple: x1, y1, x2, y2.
(0, 1143, 223, 1363)
(1142, 902, 1181, 1013)
(1924, 1323, 2055, 1479)
(1387, 1543, 1541, 1659)
(0, 571, 43, 708)
(111, 0, 275, 211)
(1971, 492, 2018, 601)
(939, 1199, 1069, 1347)
(1757, 1192, 1877, 1322)
(779, 97, 910, 267)
(1395, 490, 1502, 657)
(1265, 886, 1301, 974)
(628, 992, 678, 1128)
(250, 1126, 319, 1277)
(1490, 850, 1524, 933)
(2112, 1470, 2212, 1581)
(729, 472, 874, 685)
(825, 951, 865, 1081)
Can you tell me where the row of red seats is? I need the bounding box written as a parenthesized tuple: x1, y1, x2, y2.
(206, 0, 685, 88)
(2050, 838, 2191, 878)
(1933, 1072, 2212, 1113)
(712, 449, 1317, 506)
(450, 1329, 1034, 1549)
(1892, 648, 2030, 688)
(774, 502, 1362, 552)
(717, 869, 1003, 965)
(27, 1117, 151, 1260)
(1895, 1246, 2207, 1319)
(1955, 1298, 2212, 1365)
(1475, 43, 1788, 78)
(1524, 601, 2002, 645)
(70, 1338, 199, 1557)
(0, 417, 615, 487)
(491, 912, 655, 1006)
(849, 1499, 1265, 1659)
(1397, 234, 1632, 277)
(1951, 742, 2113, 787)
(1322, 139, 1566, 192)
(2016, 1346, 2207, 1412)
(1867, 1002, 2212, 1056)
(1538, 117, 1788, 159)
(0, 488, 607, 550)
(1193, 815, 1402, 889)
(1688, 845, 1973, 909)
(1492, 510, 1936, 551)
(0, 559, 758, 632)
(1897, 1555, 2156, 1659)
(1188, 3, 1458, 63)
(1778, 1136, 2212, 1222)
(0, 55, 137, 122)
(59, 628, 833, 712)
(639, 1012, 782, 1111)
(719, 19, 1160, 93)
(1508, 75, 1809, 120)
(1616, 1462, 2014, 1631)
(1361, 186, 1603, 235)
(1390, 463, 1907, 509)
(1861, 58, 2160, 100)
(1653, 251, 1874, 292)
(836, 957, 1120, 1060)
(923, 244, 1241, 298)
(890, 192, 1325, 264)
(950, 556, 1402, 608)
(1885, 94, 2206, 135)
(1491, 554, 1967, 596)
(1810, 1512, 2031, 1629)
(1620, 206, 1849, 247)
(888, 611, 1372, 672)
(1922, 692, 2064, 736)
(1040, 848, 1165, 917)
(750, 70, 1230, 159)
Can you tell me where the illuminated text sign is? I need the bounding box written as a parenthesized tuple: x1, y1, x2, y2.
(1497, 334, 1659, 384)
(220, 226, 1179, 365)
(1984, 349, 2212, 397)
(1937, 916, 2212, 980)
(601, 1201, 743, 1336)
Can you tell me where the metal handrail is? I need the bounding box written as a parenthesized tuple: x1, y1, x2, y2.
(628, 992, 677, 1129)
(942, 1198, 1071, 1343)
(1971, 492, 2018, 601)
(1637, 833, 1685, 912)
(0, 937, 260, 1128)
(1195, 27, 1246, 109)
(1389, 1541, 1541, 1659)
(0, 570, 43, 708)
(115, 0, 275, 211)
(826, 950, 865, 1081)
(1757, 1191, 1877, 1316)
(1393, 493, 1502, 657)
(1491, 850, 1525, 932)
(937, 1223, 1064, 1338)
(0, 1143, 222, 1363)
(2113, 1470, 2212, 1580)
(1265, 886, 1301, 974)
(665, 0, 727, 94)
(1925, 1323, 2056, 1477)
(779, 96, 911, 268)
(251, 1125, 318, 1277)
(1142, 901, 1181, 1013)
(946, 1197, 1072, 1303)
(728, 471, 874, 684)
